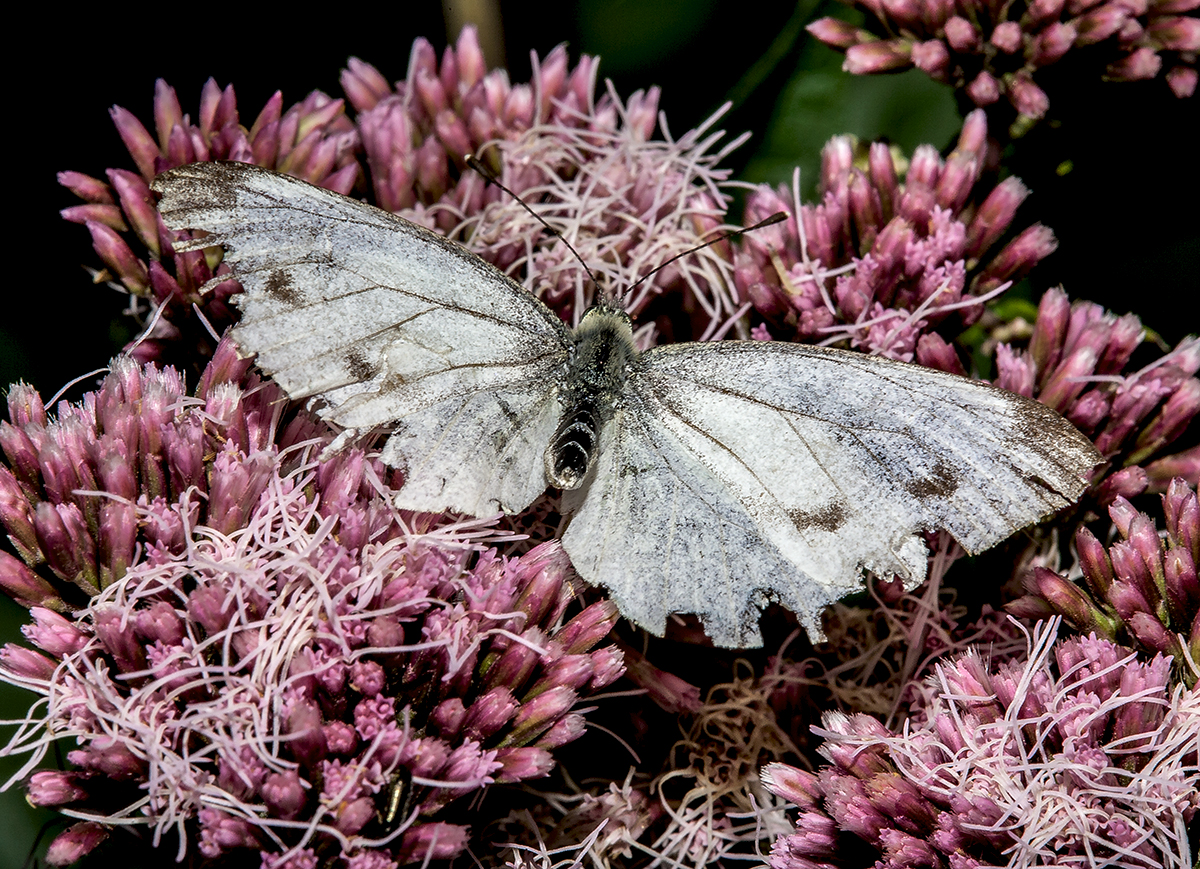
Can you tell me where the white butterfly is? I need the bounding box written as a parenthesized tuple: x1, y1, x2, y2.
(153, 162, 1101, 648)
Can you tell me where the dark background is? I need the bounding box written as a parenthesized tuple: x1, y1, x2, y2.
(3, 1, 1196, 864)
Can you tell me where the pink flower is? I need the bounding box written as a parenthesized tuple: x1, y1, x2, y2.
(807, 0, 1197, 133)
(0, 346, 622, 865)
(764, 620, 1200, 868)
(1012, 477, 1199, 678)
(735, 110, 1054, 359)
(994, 285, 1199, 487)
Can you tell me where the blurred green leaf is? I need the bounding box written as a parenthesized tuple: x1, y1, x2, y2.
(741, 33, 960, 198)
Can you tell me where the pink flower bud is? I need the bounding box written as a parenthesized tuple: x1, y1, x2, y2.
(806, 17, 868, 48)
(110, 105, 161, 181)
(336, 796, 376, 834)
(1008, 74, 1051, 119)
(1027, 0, 1068, 25)
(69, 736, 144, 779)
(620, 643, 702, 713)
(35, 501, 97, 591)
(1031, 22, 1079, 66)
(511, 541, 572, 627)
(967, 177, 1031, 260)
(455, 26, 488, 89)
(26, 770, 88, 807)
(461, 686, 517, 741)
(990, 21, 1024, 53)
(912, 40, 952, 80)
(977, 224, 1057, 293)
(534, 712, 586, 748)
(349, 660, 386, 697)
(198, 808, 260, 857)
(1106, 46, 1164, 80)
(0, 552, 59, 609)
(867, 142, 899, 218)
(0, 643, 57, 680)
(46, 822, 108, 866)
(555, 601, 620, 655)
(844, 40, 914, 74)
(397, 822, 470, 862)
(966, 70, 1001, 105)
(1166, 65, 1198, 97)
(287, 698, 329, 769)
(323, 720, 357, 755)
(1075, 4, 1131, 45)
(934, 150, 979, 211)
(1129, 378, 1200, 464)
(588, 645, 626, 690)
(261, 769, 307, 820)
(87, 220, 149, 294)
(58, 170, 114, 204)
(944, 16, 981, 52)
(61, 203, 127, 229)
(108, 169, 160, 257)
(1031, 567, 1113, 632)
(1094, 466, 1149, 506)
(508, 685, 576, 744)
(881, 0, 922, 26)
(762, 762, 824, 809)
(494, 746, 555, 782)
(1126, 612, 1179, 653)
(24, 607, 88, 656)
(916, 333, 967, 374)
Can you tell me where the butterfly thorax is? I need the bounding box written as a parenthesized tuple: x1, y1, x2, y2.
(545, 305, 639, 490)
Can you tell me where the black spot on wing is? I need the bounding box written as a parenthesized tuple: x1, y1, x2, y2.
(344, 347, 376, 382)
(788, 501, 847, 532)
(264, 269, 299, 305)
(905, 460, 959, 499)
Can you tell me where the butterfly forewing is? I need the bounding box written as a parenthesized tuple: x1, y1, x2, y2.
(153, 162, 571, 515)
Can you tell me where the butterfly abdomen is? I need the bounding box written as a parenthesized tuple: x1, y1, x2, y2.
(546, 305, 640, 490)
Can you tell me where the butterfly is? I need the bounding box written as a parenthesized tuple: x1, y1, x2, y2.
(153, 161, 1101, 648)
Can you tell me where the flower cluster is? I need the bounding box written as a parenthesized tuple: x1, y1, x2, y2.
(808, 0, 1199, 134)
(1012, 477, 1199, 677)
(994, 285, 1199, 492)
(344, 34, 743, 332)
(0, 343, 623, 866)
(734, 109, 1055, 360)
(59, 84, 361, 369)
(763, 621, 1200, 869)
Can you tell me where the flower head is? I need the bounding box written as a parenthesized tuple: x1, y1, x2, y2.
(59, 82, 361, 371)
(0, 345, 622, 864)
(993, 285, 1199, 489)
(734, 110, 1057, 360)
(763, 620, 1200, 869)
(808, 0, 1199, 135)
(1011, 477, 1200, 681)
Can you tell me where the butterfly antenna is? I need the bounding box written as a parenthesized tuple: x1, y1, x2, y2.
(465, 154, 603, 296)
(623, 211, 788, 301)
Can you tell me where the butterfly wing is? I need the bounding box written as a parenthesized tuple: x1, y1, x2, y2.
(562, 341, 1100, 647)
(154, 162, 570, 515)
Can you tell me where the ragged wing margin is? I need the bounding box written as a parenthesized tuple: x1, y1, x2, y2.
(563, 341, 1099, 647)
(154, 162, 574, 516)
